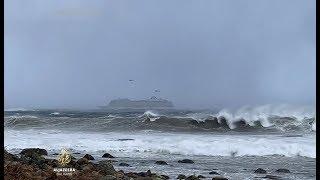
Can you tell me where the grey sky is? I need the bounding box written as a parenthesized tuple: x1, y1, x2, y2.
(4, 0, 316, 109)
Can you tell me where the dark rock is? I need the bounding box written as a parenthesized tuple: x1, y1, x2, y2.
(198, 175, 206, 178)
(4, 150, 19, 161)
(212, 177, 228, 180)
(117, 138, 134, 141)
(100, 175, 117, 180)
(186, 175, 200, 180)
(177, 174, 187, 179)
(137, 172, 146, 177)
(161, 175, 170, 179)
(20, 153, 46, 169)
(263, 175, 282, 179)
(82, 163, 95, 172)
(20, 148, 48, 156)
(155, 160, 168, 165)
(44, 159, 59, 168)
(209, 171, 220, 175)
(178, 159, 194, 164)
(275, 168, 290, 173)
(126, 172, 140, 178)
(119, 162, 130, 167)
(102, 153, 115, 158)
(83, 154, 95, 160)
(146, 170, 152, 177)
(77, 157, 89, 165)
(97, 161, 117, 175)
(254, 168, 267, 174)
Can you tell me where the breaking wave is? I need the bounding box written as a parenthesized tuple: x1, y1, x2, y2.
(4, 104, 315, 133)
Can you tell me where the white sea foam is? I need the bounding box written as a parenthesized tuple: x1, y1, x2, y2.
(50, 112, 60, 115)
(6, 115, 39, 119)
(141, 110, 160, 121)
(5, 108, 32, 112)
(214, 104, 315, 130)
(4, 129, 316, 158)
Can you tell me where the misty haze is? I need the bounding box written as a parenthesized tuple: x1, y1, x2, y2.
(4, 1, 316, 180)
(4, 0, 315, 110)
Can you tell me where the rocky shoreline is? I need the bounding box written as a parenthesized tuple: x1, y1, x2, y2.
(4, 148, 231, 180)
(4, 148, 297, 180)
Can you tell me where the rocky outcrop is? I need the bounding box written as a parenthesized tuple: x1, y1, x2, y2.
(20, 148, 48, 156)
(254, 168, 267, 174)
(4, 148, 171, 180)
(275, 168, 290, 173)
(102, 153, 115, 158)
(155, 160, 168, 165)
(178, 159, 194, 164)
(83, 154, 94, 160)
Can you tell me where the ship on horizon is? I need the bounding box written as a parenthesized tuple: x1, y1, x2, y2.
(99, 96, 174, 110)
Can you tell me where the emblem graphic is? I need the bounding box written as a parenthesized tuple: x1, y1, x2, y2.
(57, 148, 72, 166)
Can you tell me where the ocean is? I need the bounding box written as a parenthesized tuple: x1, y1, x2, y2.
(4, 105, 316, 179)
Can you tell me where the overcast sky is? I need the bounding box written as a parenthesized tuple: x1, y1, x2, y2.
(4, 0, 316, 109)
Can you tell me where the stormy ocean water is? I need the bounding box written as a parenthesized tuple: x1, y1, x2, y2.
(4, 105, 316, 180)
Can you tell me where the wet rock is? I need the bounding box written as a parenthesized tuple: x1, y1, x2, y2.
(102, 153, 115, 158)
(117, 138, 135, 141)
(97, 161, 117, 175)
(275, 168, 290, 173)
(177, 174, 187, 179)
(254, 168, 267, 174)
(20, 148, 48, 156)
(83, 154, 95, 160)
(137, 172, 147, 177)
(77, 157, 90, 165)
(155, 160, 168, 165)
(209, 171, 220, 175)
(82, 163, 95, 172)
(212, 176, 228, 180)
(4, 150, 19, 161)
(178, 159, 194, 164)
(100, 175, 117, 180)
(126, 172, 140, 178)
(263, 175, 282, 179)
(119, 162, 130, 167)
(20, 152, 46, 169)
(115, 170, 126, 179)
(198, 175, 206, 178)
(186, 175, 200, 180)
(44, 159, 59, 168)
(146, 170, 152, 177)
(161, 175, 170, 179)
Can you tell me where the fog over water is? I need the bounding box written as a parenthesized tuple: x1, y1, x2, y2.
(4, 0, 315, 109)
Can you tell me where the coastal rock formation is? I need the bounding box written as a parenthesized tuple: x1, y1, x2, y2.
(254, 168, 267, 174)
(209, 171, 220, 175)
(83, 154, 95, 160)
(178, 159, 194, 164)
(275, 168, 290, 173)
(4, 149, 171, 180)
(177, 174, 187, 179)
(118, 162, 130, 167)
(20, 148, 48, 156)
(155, 160, 168, 165)
(102, 153, 115, 158)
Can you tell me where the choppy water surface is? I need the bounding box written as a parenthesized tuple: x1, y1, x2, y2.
(4, 105, 316, 179)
